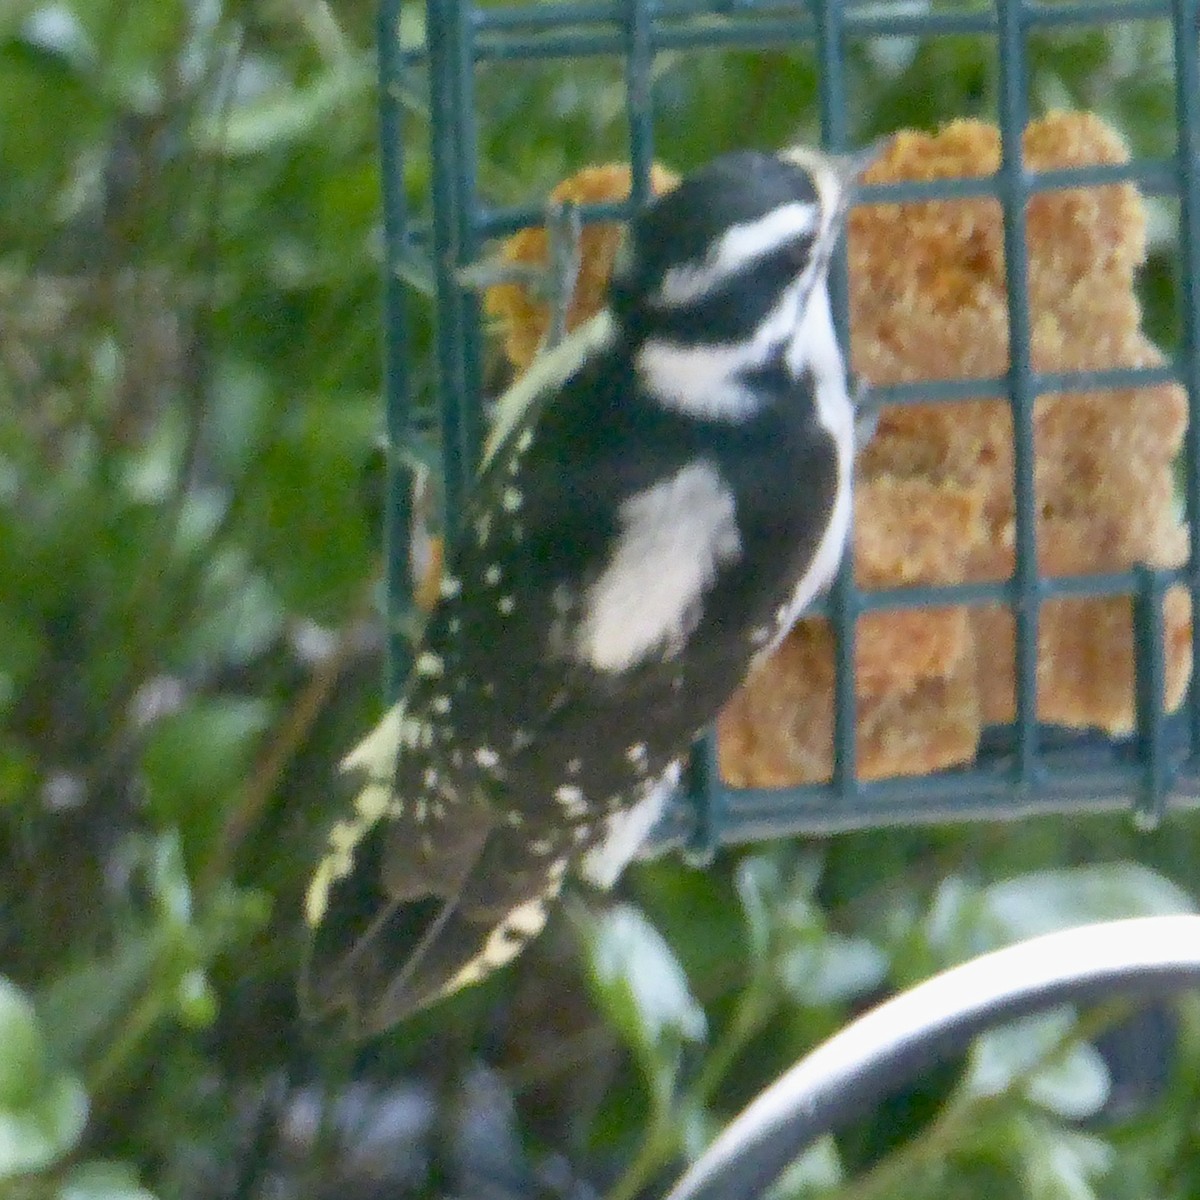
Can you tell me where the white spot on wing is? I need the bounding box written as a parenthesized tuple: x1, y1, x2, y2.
(574, 461, 742, 673)
(502, 487, 522, 512)
(309, 698, 412, 925)
(484, 564, 502, 586)
(442, 957, 489, 994)
(498, 596, 515, 615)
(475, 747, 500, 769)
(555, 784, 587, 818)
(341, 703, 404, 774)
(440, 575, 461, 599)
(439, 885, 562, 998)
(415, 652, 444, 677)
(355, 784, 390, 821)
(580, 763, 679, 889)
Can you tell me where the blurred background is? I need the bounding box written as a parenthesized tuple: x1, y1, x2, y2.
(3, 1, 1200, 1198)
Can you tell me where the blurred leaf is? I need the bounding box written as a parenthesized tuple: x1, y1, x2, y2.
(1012, 1118, 1113, 1200)
(140, 698, 273, 862)
(172, 969, 216, 1031)
(764, 1135, 844, 1199)
(0, 976, 50, 1109)
(734, 850, 883, 1007)
(148, 829, 193, 926)
(59, 1160, 156, 1200)
(37, 935, 161, 1067)
(778, 933, 888, 1008)
(242, 391, 376, 618)
(982, 865, 1195, 936)
(919, 865, 1195, 974)
(0, 1072, 88, 1179)
(199, 62, 373, 156)
(578, 902, 706, 1100)
(0, 1, 44, 41)
(734, 854, 784, 971)
(965, 1007, 1111, 1120)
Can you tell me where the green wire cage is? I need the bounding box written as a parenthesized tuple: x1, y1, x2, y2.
(375, 0, 1200, 860)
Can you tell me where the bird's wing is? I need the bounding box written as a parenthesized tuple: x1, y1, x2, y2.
(301, 709, 575, 1035)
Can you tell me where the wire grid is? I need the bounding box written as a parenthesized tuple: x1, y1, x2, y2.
(377, 0, 1200, 857)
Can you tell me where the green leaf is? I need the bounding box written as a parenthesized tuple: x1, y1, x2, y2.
(578, 903, 705, 1094)
(921, 865, 1195, 972)
(140, 698, 273, 863)
(734, 855, 784, 971)
(982, 865, 1195, 938)
(36, 936, 161, 1068)
(965, 1008, 1111, 1120)
(778, 933, 888, 1007)
(198, 62, 373, 156)
(1012, 1117, 1113, 1200)
(0, 0, 43, 41)
(0, 1073, 88, 1179)
(59, 1160, 156, 1200)
(764, 1135, 844, 1199)
(0, 977, 49, 1109)
(242, 392, 376, 618)
(173, 969, 216, 1031)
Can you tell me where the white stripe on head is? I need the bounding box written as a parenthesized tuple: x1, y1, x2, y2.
(635, 277, 807, 420)
(650, 202, 819, 309)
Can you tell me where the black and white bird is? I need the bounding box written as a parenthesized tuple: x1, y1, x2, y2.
(303, 142, 878, 1034)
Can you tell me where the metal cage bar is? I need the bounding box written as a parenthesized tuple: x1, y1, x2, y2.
(378, 0, 414, 697)
(376, 0, 1200, 849)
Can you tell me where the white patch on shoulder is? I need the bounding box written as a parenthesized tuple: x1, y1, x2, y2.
(481, 310, 617, 469)
(651, 202, 818, 309)
(574, 461, 741, 673)
(580, 762, 680, 889)
(636, 281, 804, 421)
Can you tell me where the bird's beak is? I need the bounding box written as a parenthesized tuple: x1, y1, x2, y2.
(831, 136, 892, 191)
(779, 136, 892, 214)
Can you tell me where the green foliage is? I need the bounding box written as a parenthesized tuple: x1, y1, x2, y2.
(2, 1, 1198, 1200)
